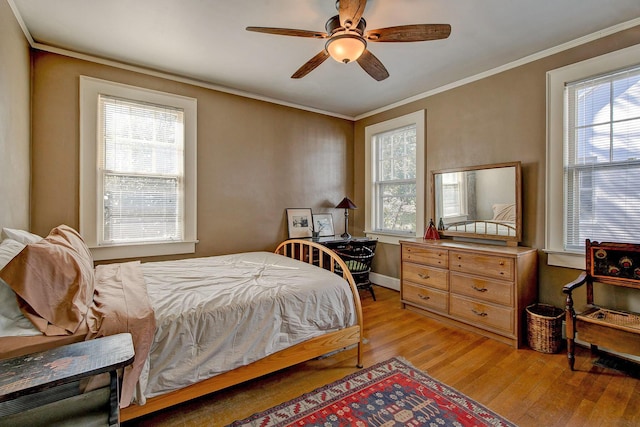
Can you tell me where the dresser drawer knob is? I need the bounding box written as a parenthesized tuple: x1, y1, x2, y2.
(472, 309, 488, 317)
(418, 294, 430, 300)
(418, 273, 430, 279)
(472, 286, 488, 292)
(499, 261, 505, 266)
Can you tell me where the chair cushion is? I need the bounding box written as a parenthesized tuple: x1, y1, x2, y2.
(345, 260, 368, 272)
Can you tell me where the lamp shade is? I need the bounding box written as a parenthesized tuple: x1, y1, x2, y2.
(326, 34, 366, 64)
(336, 197, 357, 210)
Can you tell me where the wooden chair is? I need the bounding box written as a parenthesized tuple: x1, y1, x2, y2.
(334, 240, 377, 300)
(563, 240, 640, 370)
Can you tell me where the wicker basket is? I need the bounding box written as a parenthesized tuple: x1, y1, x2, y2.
(526, 303, 565, 354)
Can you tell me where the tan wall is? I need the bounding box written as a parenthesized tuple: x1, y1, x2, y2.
(355, 26, 640, 309)
(30, 51, 354, 260)
(0, 1, 31, 230)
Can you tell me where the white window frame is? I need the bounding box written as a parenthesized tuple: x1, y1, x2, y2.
(80, 76, 197, 260)
(546, 44, 640, 269)
(364, 111, 425, 245)
(441, 171, 468, 222)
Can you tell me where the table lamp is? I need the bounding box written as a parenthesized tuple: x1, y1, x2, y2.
(336, 197, 357, 238)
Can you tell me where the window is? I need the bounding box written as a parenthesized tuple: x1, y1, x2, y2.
(441, 172, 467, 220)
(365, 111, 425, 244)
(546, 44, 640, 269)
(80, 77, 197, 260)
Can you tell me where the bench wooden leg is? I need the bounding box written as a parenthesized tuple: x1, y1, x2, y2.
(108, 369, 122, 427)
(565, 292, 576, 371)
(567, 338, 575, 371)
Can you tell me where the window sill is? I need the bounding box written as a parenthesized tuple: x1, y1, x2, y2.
(90, 241, 197, 261)
(544, 249, 585, 270)
(364, 231, 418, 245)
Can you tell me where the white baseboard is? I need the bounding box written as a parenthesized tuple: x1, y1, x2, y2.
(370, 272, 400, 292)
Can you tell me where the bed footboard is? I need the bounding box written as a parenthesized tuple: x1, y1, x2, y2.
(274, 238, 364, 365)
(120, 239, 364, 421)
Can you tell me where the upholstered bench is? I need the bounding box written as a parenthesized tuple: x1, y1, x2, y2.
(563, 240, 640, 370)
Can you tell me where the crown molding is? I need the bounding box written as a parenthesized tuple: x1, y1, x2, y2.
(9, 0, 640, 123)
(355, 17, 640, 120)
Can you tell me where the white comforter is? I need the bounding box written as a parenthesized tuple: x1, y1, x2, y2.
(137, 251, 356, 401)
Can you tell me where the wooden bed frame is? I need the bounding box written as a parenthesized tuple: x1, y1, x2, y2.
(120, 239, 364, 421)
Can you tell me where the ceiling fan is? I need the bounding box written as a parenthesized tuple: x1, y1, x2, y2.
(246, 0, 451, 81)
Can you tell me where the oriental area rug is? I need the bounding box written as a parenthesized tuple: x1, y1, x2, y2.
(227, 357, 516, 427)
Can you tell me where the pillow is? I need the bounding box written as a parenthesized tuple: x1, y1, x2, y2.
(0, 225, 95, 336)
(0, 239, 41, 337)
(0, 238, 25, 269)
(492, 203, 516, 222)
(1, 228, 43, 244)
(0, 278, 41, 337)
(46, 224, 94, 265)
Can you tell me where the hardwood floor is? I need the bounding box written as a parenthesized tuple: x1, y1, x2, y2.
(125, 286, 640, 427)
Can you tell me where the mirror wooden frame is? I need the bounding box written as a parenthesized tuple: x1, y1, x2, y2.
(431, 161, 522, 245)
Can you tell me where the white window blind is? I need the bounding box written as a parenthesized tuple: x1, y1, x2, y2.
(98, 95, 185, 245)
(564, 65, 640, 250)
(373, 124, 417, 234)
(441, 172, 467, 218)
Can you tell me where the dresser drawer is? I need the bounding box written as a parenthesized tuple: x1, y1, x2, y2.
(449, 294, 514, 334)
(403, 282, 448, 313)
(402, 245, 448, 268)
(449, 251, 514, 281)
(450, 272, 513, 306)
(402, 262, 448, 290)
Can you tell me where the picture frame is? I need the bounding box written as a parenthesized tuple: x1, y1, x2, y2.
(286, 208, 313, 238)
(313, 213, 335, 237)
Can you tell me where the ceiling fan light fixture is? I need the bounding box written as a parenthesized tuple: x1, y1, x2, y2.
(326, 34, 366, 64)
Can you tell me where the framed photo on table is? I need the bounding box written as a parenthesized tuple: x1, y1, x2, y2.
(286, 208, 313, 238)
(312, 213, 335, 237)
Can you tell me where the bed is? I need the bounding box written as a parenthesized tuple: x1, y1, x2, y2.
(0, 225, 363, 421)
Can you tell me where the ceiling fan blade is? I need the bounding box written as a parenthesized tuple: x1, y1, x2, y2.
(246, 26, 328, 39)
(291, 50, 330, 79)
(338, 0, 367, 29)
(365, 24, 451, 42)
(356, 49, 389, 81)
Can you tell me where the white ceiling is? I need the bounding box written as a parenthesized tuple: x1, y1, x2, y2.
(10, 0, 640, 119)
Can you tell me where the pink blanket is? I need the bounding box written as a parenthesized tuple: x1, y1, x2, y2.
(85, 261, 156, 408)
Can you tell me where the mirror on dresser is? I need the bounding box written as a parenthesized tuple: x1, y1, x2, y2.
(431, 161, 522, 245)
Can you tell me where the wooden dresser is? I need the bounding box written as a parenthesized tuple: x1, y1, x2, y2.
(400, 238, 538, 348)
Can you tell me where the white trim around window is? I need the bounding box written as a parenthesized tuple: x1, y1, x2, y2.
(364, 110, 425, 245)
(545, 43, 640, 269)
(79, 76, 198, 260)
